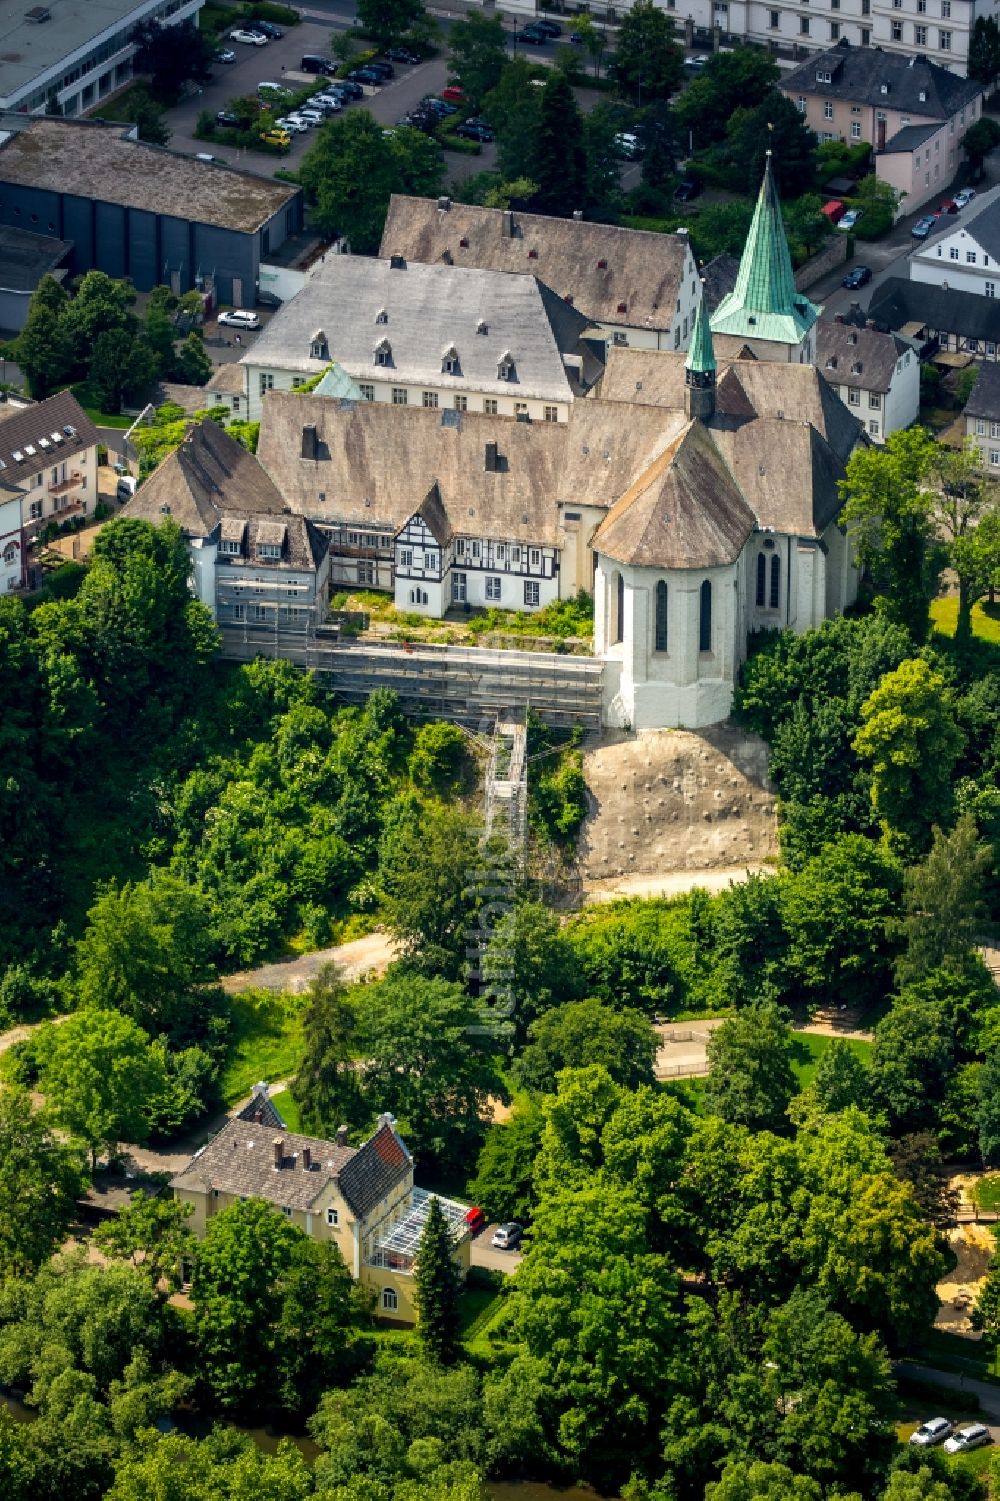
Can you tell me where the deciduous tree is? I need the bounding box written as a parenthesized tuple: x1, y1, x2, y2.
(0, 1085, 84, 1275)
(513, 996, 657, 1094)
(894, 813, 992, 983)
(704, 1001, 798, 1133)
(447, 12, 508, 107)
(613, 0, 683, 103)
(298, 111, 444, 253)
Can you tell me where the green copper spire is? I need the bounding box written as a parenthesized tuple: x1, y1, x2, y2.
(710, 151, 819, 351)
(685, 287, 715, 376)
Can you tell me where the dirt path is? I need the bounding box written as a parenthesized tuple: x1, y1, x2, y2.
(0, 1012, 69, 1059)
(221, 930, 398, 995)
(584, 865, 769, 904)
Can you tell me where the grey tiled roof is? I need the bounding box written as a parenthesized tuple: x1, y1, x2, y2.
(380, 195, 694, 332)
(949, 198, 1000, 266)
(0, 389, 97, 475)
(883, 123, 940, 154)
(781, 39, 982, 119)
(171, 1116, 412, 1221)
(963, 361, 1000, 421)
(244, 255, 592, 400)
(237, 1087, 287, 1130)
(817, 321, 911, 395)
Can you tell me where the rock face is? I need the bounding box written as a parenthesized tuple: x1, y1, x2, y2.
(578, 724, 778, 883)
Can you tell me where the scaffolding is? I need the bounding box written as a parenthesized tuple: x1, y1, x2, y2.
(219, 626, 604, 729)
(484, 716, 528, 857)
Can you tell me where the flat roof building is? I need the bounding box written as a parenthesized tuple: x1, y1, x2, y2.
(0, 0, 203, 118)
(0, 119, 303, 306)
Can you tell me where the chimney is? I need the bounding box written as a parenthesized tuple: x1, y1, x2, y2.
(834, 313, 846, 323)
(302, 1146, 312, 1170)
(437, 195, 451, 211)
(301, 424, 318, 460)
(484, 440, 498, 472)
(335, 1124, 350, 1146)
(572, 210, 583, 221)
(501, 210, 514, 238)
(866, 319, 877, 330)
(378, 1112, 396, 1129)
(273, 1138, 283, 1169)
(389, 252, 406, 269)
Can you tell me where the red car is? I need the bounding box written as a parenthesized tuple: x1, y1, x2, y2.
(464, 1206, 486, 1235)
(441, 84, 465, 102)
(939, 199, 960, 215)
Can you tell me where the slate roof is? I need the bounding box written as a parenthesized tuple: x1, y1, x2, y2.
(245, 255, 592, 402)
(780, 38, 982, 119)
(237, 1086, 288, 1130)
(380, 194, 695, 332)
(963, 361, 1000, 421)
(701, 254, 741, 316)
(0, 119, 298, 236)
(869, 275, 1000, 345)
(883, 122, 941, 154)
(937, 197, 1000, 265)
(170, 1116, 412, 1221)
(817, 321, 911, 395)
(0, 389, 97, 475)
(592, 421, 754, 569)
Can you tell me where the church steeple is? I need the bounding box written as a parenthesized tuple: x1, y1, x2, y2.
(684, 287, 716, 422)
(709, 151, 819, 359)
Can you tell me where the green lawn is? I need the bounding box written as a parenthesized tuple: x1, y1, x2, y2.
(911, 1327, 1000, 1381)
(790, 1031, 872, 1090)
(973, 1174, 1000, 1214)
(268, 1089, 302, 1132)
(930, 596, 1000, 644)
(218, 988, 305, 1106)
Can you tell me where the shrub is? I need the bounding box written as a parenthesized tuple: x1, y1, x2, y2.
(336, 46, 377, 78)
(241, 0, 301, 22)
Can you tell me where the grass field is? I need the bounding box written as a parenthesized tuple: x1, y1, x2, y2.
(930, 596, 1000, 644)
(974, 1175, 1000, 1214)
(790, 1031, 873, 1089)
(218, 989, 305, 1106)
(268, 1089, 302, 1132)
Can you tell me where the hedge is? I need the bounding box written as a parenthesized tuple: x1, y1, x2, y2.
(437, 114, 481, 155)
(240, 0, 301, 23)
(336, 47, 378, 79)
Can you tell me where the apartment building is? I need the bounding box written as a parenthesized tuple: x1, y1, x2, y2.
(0, 390, 98, 540)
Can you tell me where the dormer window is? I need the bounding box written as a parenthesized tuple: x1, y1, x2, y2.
(851, 361, 862, 374)
(880, 82, 889, 94)
(258, 542, 282, 560)
(219, 539, 241, 556)
(374, 337, 392, 367)
(597, 258, 607, 269)
(497, 351, 515, 381)
(311, 329, 329, 361)
(477, 318, 489, 335)
(825, 356, 837, 369)
(442, 343, 460, 375)
(375, 307, 388, 324)
(847, 332, 857, 344)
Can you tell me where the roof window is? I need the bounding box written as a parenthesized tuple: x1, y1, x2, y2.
(477, 319, 489, 335)
(851, 361, 862, 374)
(375, 307, 388, 324)
(597, 258, 608, 269)
(528, 248, 538, 259)
(617, 301, 627, 313)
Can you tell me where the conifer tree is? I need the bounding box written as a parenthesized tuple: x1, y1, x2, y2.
(414, 1196, 462, 1364)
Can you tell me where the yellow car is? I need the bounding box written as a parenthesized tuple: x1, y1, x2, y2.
(259, 129, 291, 148)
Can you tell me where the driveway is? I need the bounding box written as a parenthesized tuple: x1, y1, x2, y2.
(471, 1222, 523, 1273)
(221, 929, 397, 994)
(896, 1361, 1000, 1443)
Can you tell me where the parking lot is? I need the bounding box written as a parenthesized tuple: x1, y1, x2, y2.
(155, 18, 496, 180)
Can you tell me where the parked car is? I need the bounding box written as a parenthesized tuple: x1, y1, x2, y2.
(464, 1206, 486, 1234)
(912, 214, 938, 238)
(301, 54, 336, 74)
(842, 264, 872, 289)
(955, 187, 978, 208)
(520, 23, 550, 43)
(456, 121, 494, 142)
(247, 19, 283, 38)
(403, 110, 439, 133)
(685, 54, 710, 70)
(909, 1418, 954, 1448)
(422, 95, 457, 115)
(195, 151, 219, 162)
(491, 1222, 523, 1250)
(535, 18, 563, 36)
(615, 131, 642, 160)
(387, 46, 422, 63)
(294, 108, 326, 123)
(258, 128, 291, 147)
(821, 199, 846, 224)
(216, 109, 243, 127)
(275, 117, 308, 133)
(213, 47, 236, 63)
(571, 27, 606, 44)
(231, 28, 267, 45)
(939, 198, 960, 214)
(674, 177, 701, 202)
(348, 66, 384, 84)
(366, 60, 395, 79)
(943, 1425, 992, 1454)
(838, 208, 863, 232)
(311, 94, 343, 112)
(333, 79, 365, 100)
(441, 84, 465, 102)
(218, 310, 261, 329)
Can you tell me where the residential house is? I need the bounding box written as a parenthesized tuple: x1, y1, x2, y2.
(911, 194, 1000, 295)
(236, 253, 598, 422)
(868, 274, 1000, 358)
(379, 194, 701, 353)
(0, 119, 302, 306)
(816, 317, 920, 440)
(0, 488, 25, 592)
(958, 359, 1000, 468)
(779, 41, 983, 211)
(0, 390, 98, 540)
(170, 1090, 472, 1325)
(0, 0, 204, 117)
(120, 418, 330, 629)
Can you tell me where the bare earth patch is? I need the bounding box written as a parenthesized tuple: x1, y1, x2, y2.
(934, 1217, 996, 1334)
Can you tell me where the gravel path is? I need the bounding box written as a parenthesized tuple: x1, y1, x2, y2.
(221, 930, 397, 994)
